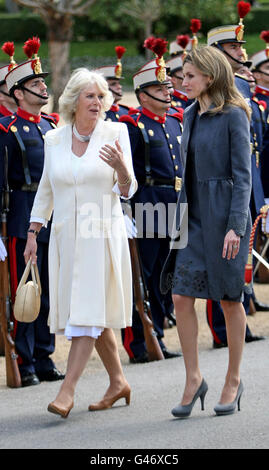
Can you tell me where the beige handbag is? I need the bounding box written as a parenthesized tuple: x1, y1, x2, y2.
(13, 260, 42, 323)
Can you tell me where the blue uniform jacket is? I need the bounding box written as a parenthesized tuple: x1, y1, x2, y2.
(250, 97, 266, 216)
(0, 108, 57, 242)
(253, 85, 269, 130)
(235, 75, 252, 100)
(170, 90, 193, 111)
(261, 124, 269, 198)
(119, 108, 182, 237)
(235, 75, 266, 217)
(105, 104, 130, 122)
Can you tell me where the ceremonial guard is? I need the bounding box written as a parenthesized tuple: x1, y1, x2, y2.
(206, 2, 268, 347)
(95, 46, 130, 121)
(0, 42, 17, 117)
(207, 2, 252, 97)
(252, 31, 269, 127)
(166, 35, 192, 112)
(0, 42, 18, 357)
(120, 37, 182, 362)
(0, 37, 64, 386)
(252, 32, 269, 201)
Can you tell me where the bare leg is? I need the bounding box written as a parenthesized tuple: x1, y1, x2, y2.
(51, 336, 95, 408)
(173, 294, 203, 405)
(95, 328, 130, 398)
(219, 300, 246, 404)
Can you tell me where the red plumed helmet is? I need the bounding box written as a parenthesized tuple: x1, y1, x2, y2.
(1, 41, 16, 70)
(151, 38, 168, 58)
(2, 41, 15, 58)
(23, 36, 41, 59)
(260, 30, 269, 44)
(29, 36, 41, 55)
(115, 46, 126, 60)
(144, 37, 168, 58)
(237, 1, 251, 18)
(23, 42, 33, 59)
(176, 35, 190, 49)
(143, 36, 156, 51)
(190, 19, 201, 34)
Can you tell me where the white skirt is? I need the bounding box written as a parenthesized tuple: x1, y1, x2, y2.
(60, 320, 104, 340)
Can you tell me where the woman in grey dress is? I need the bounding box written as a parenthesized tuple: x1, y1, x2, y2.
(160, 46, 252, 417)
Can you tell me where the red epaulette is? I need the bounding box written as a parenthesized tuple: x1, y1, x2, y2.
(0, 115, 17, 133)
(49, 112, 60, 125)
(252, 96, 268, 111)
(128, 107, 140, 115)
(167, 109, 184, 122)
(119, 114, 139, 126)
(41, 112, 59, 125)
(258, 99, 267, 111)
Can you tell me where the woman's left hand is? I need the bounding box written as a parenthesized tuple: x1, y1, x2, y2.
(222, 229, 240, 260)
(99, 139, 126, 173)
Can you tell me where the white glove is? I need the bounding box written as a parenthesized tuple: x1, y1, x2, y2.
(0, 238, 7, 261)
(123, 214, 137, 239)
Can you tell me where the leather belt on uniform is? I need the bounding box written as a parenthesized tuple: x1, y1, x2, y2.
(136, 122, 182, 192)
(11, 182, 39, 192)
(138, 176, 182, 192)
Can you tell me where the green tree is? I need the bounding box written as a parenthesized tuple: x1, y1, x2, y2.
(119, 0, 162, 58)
(167, 0, 236, 26)
(14, 0, 97, 110)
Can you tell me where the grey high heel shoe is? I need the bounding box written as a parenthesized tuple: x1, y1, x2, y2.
(214, 380, 243, 416)
(171, 379, 208, 418)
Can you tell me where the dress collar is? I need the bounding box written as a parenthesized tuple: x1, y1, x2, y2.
(141, 107, 166, 123)
(17, 107, 41, 123)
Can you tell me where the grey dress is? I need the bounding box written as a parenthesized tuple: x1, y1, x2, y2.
(160, 102, 252, 302)
(172, 113, 211, 299)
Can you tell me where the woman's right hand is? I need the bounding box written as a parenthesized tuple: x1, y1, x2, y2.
(24, 234, 38, 265)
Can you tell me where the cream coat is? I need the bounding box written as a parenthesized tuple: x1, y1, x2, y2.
(31, 119, 137, 333)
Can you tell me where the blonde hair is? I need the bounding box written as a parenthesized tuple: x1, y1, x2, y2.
(59, 68, 114, 123)
(183, 45, 251, 120)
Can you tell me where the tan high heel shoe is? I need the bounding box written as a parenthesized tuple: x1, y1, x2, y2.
(47, 400, 74, 418)
(88, 384, 131, 411)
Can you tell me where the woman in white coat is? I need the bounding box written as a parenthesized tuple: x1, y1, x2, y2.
(24, 68, 137, 418)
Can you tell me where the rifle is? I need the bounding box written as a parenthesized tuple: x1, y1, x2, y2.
(128, 237, 164, 361)
(0, 146, 21, 387)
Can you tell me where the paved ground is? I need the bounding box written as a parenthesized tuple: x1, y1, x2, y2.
(0, 321, 268, 450)
(1, 284, 269, 451)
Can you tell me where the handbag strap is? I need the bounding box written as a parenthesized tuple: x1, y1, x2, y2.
(16, 259, 32, 291)
(31, 262, 42, 296)
(16, 259, 42, 295)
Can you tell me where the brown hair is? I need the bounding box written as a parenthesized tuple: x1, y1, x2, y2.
(183, 45, 251, 120)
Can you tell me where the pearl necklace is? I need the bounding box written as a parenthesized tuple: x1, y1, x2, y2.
(73, 123, 92, 142)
